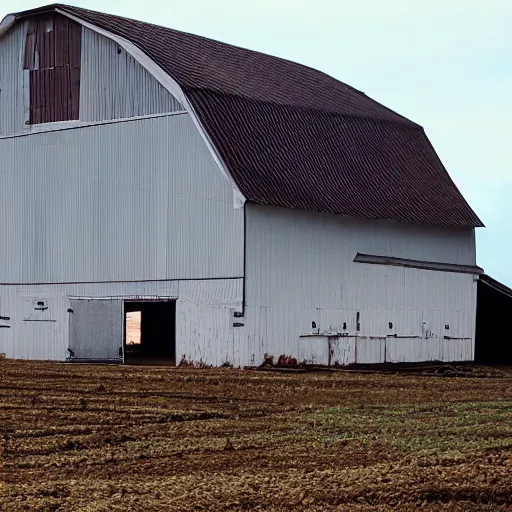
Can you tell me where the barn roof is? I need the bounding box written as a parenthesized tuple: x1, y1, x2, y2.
(3, 4, 483, 228)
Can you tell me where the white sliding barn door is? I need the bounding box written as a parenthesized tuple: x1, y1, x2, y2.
(68, 298, 124, 362)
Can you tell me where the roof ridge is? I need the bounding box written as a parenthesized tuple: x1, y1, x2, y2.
(49, 4, 416, 126)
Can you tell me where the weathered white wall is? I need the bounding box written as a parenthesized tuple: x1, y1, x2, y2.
(244, 204, 478, 365)
(0, 202, 479, 366)
(0, 22, 182, 137)
(80, 28, 182, 122)
(0, 21, 244, 366)
(0, 279, 242, 364)
(0, 113, 244, 283)
(0, 21, 28, 136)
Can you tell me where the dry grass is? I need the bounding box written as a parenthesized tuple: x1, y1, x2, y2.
(1, 360, 511, 511)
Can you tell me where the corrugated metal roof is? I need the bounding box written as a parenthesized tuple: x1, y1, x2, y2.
(6, 4, 484, 228)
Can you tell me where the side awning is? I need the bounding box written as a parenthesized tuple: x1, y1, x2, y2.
(354, 253, 484, 275)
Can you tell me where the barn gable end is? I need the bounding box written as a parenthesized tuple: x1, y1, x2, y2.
(0, 12, 183, 137)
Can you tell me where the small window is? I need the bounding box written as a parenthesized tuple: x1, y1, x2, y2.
(23, 14, 82, 125)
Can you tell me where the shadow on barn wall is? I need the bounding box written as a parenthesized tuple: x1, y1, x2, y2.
(475, 274, 512, 364)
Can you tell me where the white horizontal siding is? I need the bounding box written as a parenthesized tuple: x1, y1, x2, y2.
(80, 28, 182, 121)
(0, 113, 244, 284)
(244, 204, 477, 365)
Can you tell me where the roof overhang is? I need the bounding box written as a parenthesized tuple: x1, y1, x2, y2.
(0, 4, 64, 38)
(0, 14, 15, 38)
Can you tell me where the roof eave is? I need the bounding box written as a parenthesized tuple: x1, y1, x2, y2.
(0, 14, 16, 39)
(0, 4, 64, 38)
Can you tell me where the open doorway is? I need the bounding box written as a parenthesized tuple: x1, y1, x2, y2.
(475, 275, 512, 365)
(124, 300, 176, 364)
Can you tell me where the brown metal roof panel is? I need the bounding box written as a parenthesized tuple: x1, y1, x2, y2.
(190, 90, 483, 228)
(43, 68, 52, 122)
(42, 15, 55, 69)
(11, 4, 483, 228)
(53, 14, 66, 66)
(24, 12, 81, 124)
(28, 62, 80, 123)
(68, 19, 81, 68)
(70, 66, 80, 120)
(55, 66, 65, 120)
(53, 4, 417, 125)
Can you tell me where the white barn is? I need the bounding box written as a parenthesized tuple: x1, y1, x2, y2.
(0, 4, 484, 366)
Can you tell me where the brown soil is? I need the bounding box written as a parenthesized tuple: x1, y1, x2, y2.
(1, 359, 511, 511)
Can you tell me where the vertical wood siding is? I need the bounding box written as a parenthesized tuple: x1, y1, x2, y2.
(79, 27, 182, 122)
(0, 21, 28, 135)
(0, 114, 244, 284)
(23, 13, 82, 124)
(0, 20, 182, 136)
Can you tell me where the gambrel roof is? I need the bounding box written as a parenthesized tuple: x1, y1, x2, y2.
(1, 4, 483, 228)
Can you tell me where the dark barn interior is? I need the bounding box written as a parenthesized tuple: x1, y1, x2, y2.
(124, 300, 176, 364)
(475, 275, 512, 364)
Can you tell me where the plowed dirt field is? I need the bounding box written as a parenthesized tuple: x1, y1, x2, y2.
(1, 360, 511, 511)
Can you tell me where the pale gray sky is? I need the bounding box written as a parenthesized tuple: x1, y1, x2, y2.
(3, 0, 511, 284)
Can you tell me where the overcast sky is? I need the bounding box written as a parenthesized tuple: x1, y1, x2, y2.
(3, 0, 511, 284)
